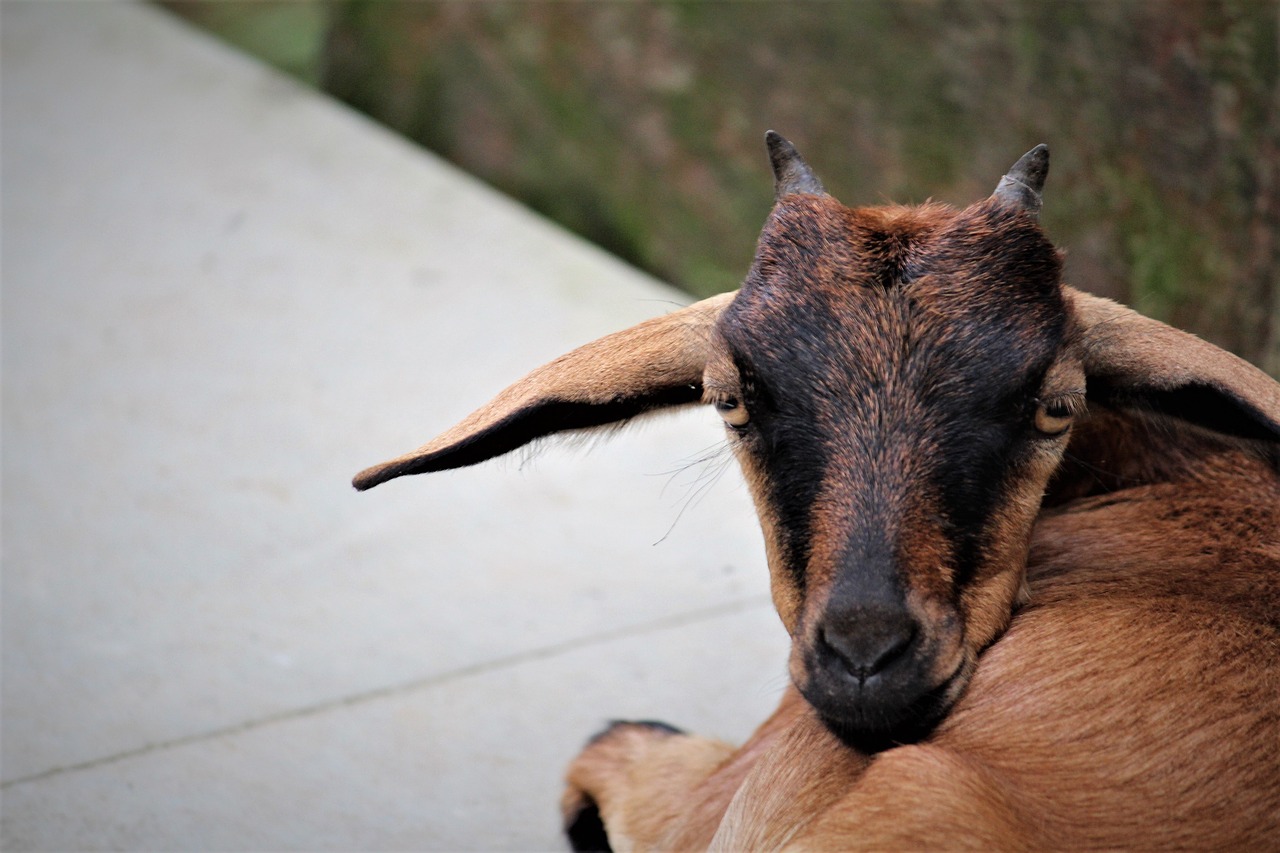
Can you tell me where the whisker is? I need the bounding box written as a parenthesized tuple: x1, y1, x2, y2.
(652, 442, 735, 545)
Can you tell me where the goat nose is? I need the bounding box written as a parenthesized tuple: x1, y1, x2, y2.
(819, 611, 918, 682)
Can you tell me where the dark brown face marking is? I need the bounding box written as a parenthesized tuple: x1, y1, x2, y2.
(711, 192, 1069, 747)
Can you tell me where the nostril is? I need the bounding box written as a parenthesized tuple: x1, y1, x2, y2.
(819, 617, 918, 682)
(872, 626, 916, 672)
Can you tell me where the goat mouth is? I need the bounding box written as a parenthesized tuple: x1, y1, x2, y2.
(802, 659, 970, 753)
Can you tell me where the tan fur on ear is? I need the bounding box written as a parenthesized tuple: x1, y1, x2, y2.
(353, 292, 735, 490)
(1069, 287, 1280, 439)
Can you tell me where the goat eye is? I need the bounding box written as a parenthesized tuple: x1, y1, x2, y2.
(716, 398, 750, 429)
(1033, 399, 1074, 437)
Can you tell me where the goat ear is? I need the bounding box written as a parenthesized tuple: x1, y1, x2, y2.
(1070, 287, 1280, 442)
(353, 292, 736, 490)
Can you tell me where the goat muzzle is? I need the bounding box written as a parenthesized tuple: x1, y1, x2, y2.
(796, 604, 966, 750)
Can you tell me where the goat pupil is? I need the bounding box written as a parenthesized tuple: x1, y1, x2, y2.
(1034, 400, 1073, 436)
(717, 398, 750, 429)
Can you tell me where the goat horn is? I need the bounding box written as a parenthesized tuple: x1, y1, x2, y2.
(992, 144, 1049, 217)
(766, 130, 826, 200)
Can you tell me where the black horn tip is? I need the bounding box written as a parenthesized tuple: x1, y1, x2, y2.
(1013, 143, 1050, 189)
(993, 144, 1050, 216)
(765, 130, 825, 199)
(764, 129, 791, 157)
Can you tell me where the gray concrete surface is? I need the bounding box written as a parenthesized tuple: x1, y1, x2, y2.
(1, 3, 788, 849)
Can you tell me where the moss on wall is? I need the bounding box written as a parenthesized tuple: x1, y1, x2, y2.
(162, 0, 1279, 374)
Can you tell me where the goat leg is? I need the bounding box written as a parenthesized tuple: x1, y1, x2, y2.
(562, 720, 736, 852)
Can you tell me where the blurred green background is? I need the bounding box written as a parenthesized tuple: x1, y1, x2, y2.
(161, 0, 1279, 375)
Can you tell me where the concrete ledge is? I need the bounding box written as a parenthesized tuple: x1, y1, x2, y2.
(1, 3, 786, 849)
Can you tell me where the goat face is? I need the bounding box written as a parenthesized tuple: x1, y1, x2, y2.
(354, 133, 1278, 750)
(706, 178, 1081, 746)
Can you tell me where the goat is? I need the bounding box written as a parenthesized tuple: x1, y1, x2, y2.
(354, 134, 1280, 850)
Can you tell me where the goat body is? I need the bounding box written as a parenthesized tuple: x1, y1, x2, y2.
(562, 453, 1280, 850)
(356, 136, 1280, 850)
